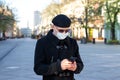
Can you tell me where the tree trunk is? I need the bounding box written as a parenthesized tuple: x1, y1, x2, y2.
(111, 25, 115, 40)
(2, 30, 6, 40)
(85, 7, 88, 42)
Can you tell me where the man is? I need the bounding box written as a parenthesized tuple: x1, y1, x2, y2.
(34, 14, 84, 80)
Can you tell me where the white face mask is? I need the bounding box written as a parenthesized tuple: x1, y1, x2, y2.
(56, 32, 69, 40)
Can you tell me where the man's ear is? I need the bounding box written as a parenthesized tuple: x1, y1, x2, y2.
(50, 24, 54, 29)
(52, 25, 57, 35)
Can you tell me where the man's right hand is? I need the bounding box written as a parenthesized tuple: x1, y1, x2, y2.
(61, 59, 72, 70)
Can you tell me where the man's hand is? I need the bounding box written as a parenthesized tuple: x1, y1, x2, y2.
(61, 59, 72, 70)
(61, 59, 77, 71)
(67, 61, 77, 71)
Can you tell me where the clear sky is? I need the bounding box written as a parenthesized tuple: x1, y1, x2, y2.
(5, 0, 54, 29)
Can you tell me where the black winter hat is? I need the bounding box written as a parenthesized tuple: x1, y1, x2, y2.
(52, 14, 71, 28)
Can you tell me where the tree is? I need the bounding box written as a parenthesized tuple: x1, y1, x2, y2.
(41, 0, 75, 24)
(80, 0, 104, 41)
(0, 1, 16, 38)
(105, 0, 120, 40)
(42, 2, 61, 19)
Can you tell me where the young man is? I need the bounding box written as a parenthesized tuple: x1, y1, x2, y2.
(34, 14, 84, 80)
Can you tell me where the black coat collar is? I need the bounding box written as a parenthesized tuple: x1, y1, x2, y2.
(46, 29, 59, 46)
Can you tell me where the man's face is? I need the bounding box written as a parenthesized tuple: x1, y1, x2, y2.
(53, 25, 70, 35)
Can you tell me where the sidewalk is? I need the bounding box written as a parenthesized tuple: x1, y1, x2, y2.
(76, 42, 120, 80)
(0, 38, 120, 80)
(0, 39, 18, 61)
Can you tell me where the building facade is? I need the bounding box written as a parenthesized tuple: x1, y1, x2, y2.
(20, 27, 32, 37)
(34, 11, 41, 27)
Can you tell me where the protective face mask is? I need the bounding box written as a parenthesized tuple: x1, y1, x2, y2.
(56, 32, 69, 40)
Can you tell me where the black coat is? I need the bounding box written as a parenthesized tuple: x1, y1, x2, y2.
(34, 30, 84, 80)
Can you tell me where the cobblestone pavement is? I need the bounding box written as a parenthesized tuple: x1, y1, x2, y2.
(0, 38, 120, 80)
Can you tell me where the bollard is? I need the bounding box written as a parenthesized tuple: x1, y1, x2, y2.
(93, 38, 95, 44)
(104, 38, 107, 44)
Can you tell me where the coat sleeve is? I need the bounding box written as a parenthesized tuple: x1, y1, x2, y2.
(34, 39, 62, 76)
(73, 40, 84, 74)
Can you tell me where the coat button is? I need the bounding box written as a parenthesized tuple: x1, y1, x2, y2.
(54, 72, 58, 75)
(59, 73, 62, 77)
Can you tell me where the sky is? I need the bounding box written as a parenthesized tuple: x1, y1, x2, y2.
(5, 0, 56, 30)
